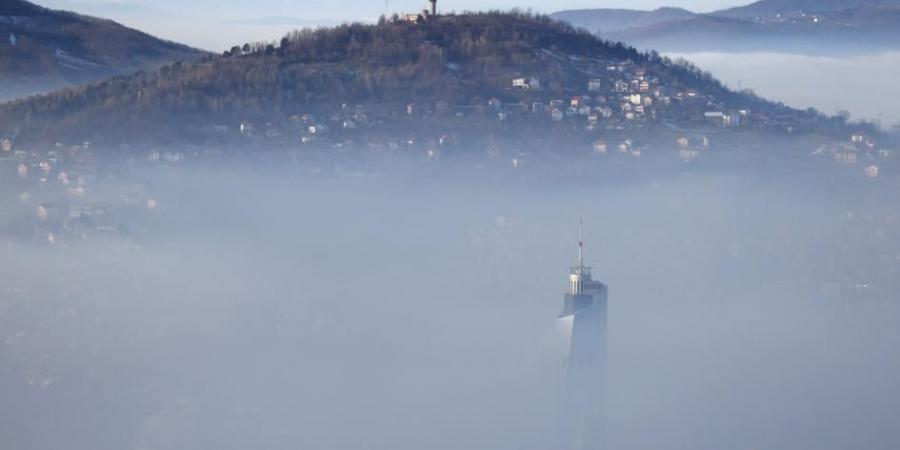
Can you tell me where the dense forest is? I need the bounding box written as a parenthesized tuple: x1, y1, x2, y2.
(0, 11, 788, 147)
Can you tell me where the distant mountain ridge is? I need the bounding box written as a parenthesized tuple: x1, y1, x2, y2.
(715, 0, 900, 18)
(549, 7, 695, 33)
(552, 0, 900, 54)
(0, 0, 207, 101)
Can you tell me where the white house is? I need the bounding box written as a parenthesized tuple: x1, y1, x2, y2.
(551, 109, 564, 122)
(865, 164, 879, 178)
(834, 149, 858, 164)
(512, 77, 541, 89)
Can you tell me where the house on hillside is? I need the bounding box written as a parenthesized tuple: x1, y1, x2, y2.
(704, 111, 724, 123)
(240, 121, 255, 137)
(833, 146, 858, 164)
(865, 164, 879, 178)
(679, 148, 700, 161)
(403, 0, 438, 22)
(404, 13, 424, 22)
(512, 77, 541, 89)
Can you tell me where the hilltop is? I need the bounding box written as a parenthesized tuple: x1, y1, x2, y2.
(0, 0, 206, 101)
(0, 13, 808, 143)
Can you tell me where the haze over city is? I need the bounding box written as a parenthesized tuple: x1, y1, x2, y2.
(2, 1, 900, 449)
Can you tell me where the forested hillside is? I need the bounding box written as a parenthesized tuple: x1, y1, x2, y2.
(0, 12, 785, 147)
(0, 0, 205, 101)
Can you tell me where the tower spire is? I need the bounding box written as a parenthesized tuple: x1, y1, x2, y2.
(578, 218, 584, 270)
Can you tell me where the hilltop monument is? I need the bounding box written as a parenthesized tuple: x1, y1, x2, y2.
(404, 0, 438, 22)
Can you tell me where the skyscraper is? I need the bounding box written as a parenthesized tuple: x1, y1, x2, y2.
(558, 220, 608, 450)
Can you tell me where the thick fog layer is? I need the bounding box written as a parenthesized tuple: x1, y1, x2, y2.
(675, 51, 900, 127)
(2, 164, 899, 450)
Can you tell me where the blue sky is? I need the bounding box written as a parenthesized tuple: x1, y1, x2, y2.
(39, 0, 748, 50)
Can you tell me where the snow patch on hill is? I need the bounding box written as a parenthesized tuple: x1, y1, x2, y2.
(53, 48, 108, 71)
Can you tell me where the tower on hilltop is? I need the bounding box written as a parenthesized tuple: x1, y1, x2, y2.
(402, 0, 439, 23)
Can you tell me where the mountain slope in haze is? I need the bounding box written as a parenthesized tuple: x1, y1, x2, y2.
(0, 0, 207, 101)
(549, 7, 695, 33)
(0, 12, 801, 149)
(714, 0, 900, 19)
(602, 6, 900, 54)
(554, 0, 900, 55)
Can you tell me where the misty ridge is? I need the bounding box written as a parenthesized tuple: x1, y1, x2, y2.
(667, 51, 900, 126)
(548, 0, 900, 128)
(552, 0, 900, 57)
(2, 157, 900, 450)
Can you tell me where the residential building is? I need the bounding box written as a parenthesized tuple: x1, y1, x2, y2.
(512, 77, 541, 89)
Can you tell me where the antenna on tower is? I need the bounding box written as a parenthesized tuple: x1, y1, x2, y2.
(578, 219, 584, 269)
